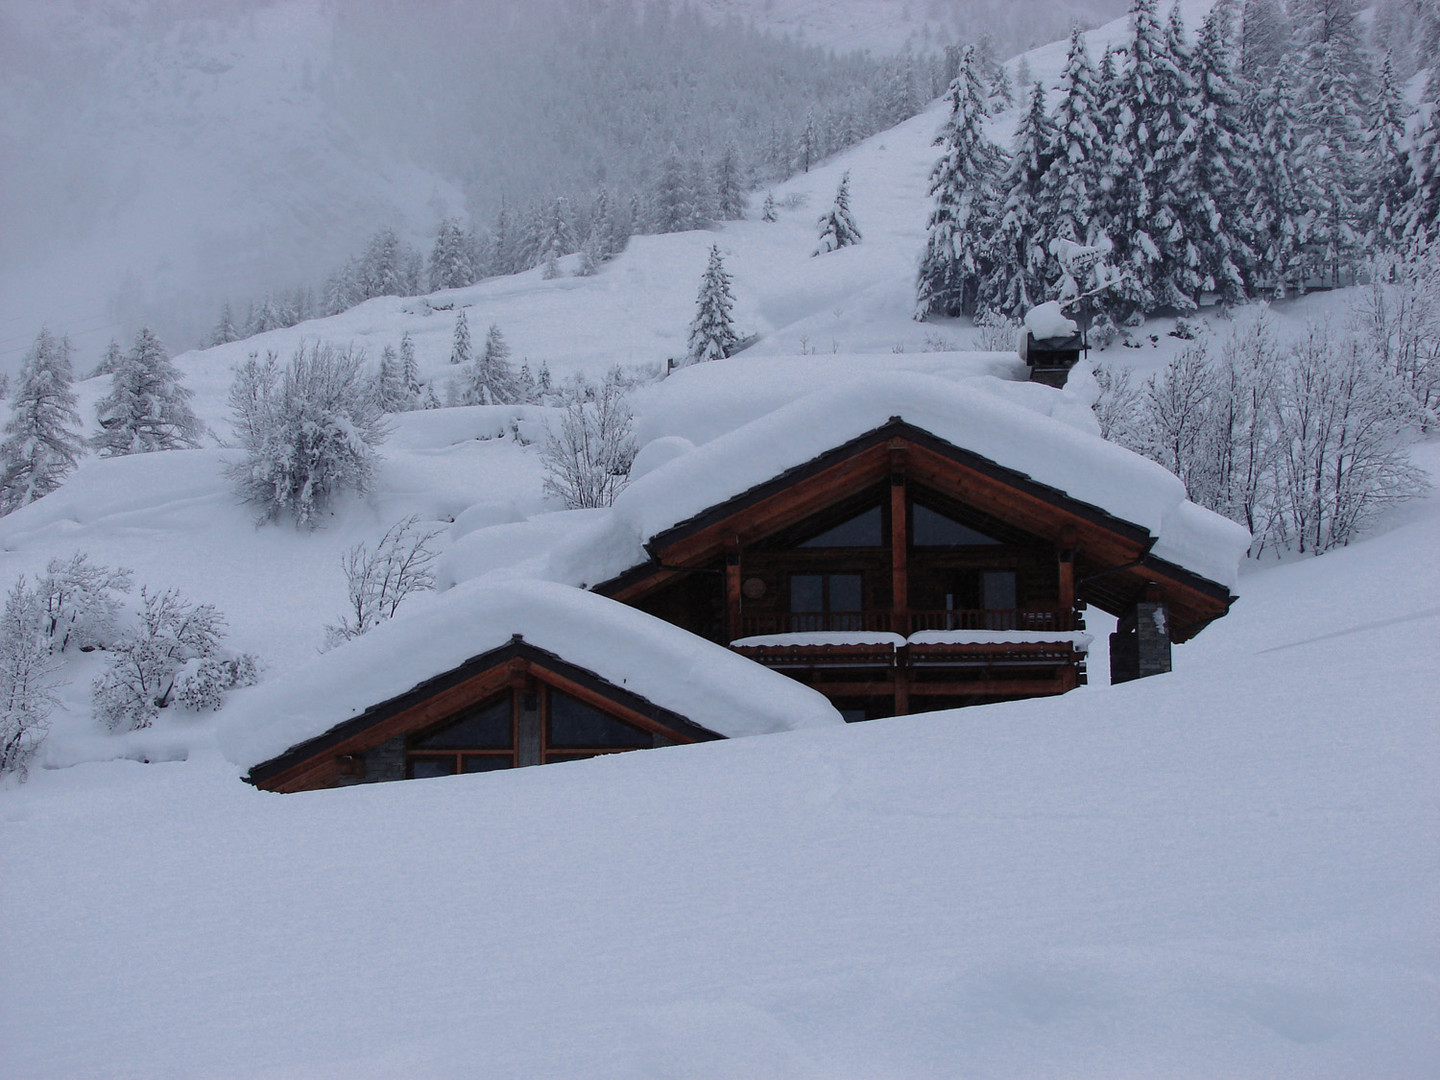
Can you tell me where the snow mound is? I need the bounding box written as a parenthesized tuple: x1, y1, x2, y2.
(1023, 300, 1079, 340)
(218, 579, 843, 770)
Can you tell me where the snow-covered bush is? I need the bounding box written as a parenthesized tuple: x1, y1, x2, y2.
(227, 342, 390, 528)
(92, 586, 227, 731)
(541, 368, 637, 509)
(323, 515, 442, 649)
(37, 553, 133, 653)
(1096, 311, 1428, 555)
(972, 310, 1020, 352)
(174, 654, 260, 713)
(0, 577, 61, 781)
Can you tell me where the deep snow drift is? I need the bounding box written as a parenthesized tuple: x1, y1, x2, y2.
(2, 443, 1436, 1079)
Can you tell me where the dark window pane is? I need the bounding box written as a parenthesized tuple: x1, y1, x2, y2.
(408, 757, 456, 779)
(544, 751, 603, 764)
(981, 571, 1017, 612)
(462, 755, 513, 773)
(790, 574, 824, 613)
(547, 690, 652, 749)
(912, 504, 1000, 546)
(828, 574, 863, 612)
(800, 506, 883, 547)
(413, 695, 513, 749)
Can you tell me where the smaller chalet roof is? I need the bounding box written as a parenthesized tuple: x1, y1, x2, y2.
(603, 372, 1250, 591)
(218, 579, 843, 772)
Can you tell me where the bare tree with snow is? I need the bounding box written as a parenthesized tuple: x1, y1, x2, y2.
(324, 515, 442, 649)
(0, 577, 61, 781)
(541, 368, 638, 509)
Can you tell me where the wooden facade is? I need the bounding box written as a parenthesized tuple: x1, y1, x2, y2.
(596, 419, 1234, 719)
(246, 637, 721, 793)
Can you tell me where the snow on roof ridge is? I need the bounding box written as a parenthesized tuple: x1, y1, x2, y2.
(217, 578, 842, 771)
(617, 370, 1165, 532)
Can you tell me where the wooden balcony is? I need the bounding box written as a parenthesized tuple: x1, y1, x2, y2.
(737, 607, 1077, 638)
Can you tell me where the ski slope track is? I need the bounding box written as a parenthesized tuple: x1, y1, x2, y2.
(1, 5, 1437, 1075)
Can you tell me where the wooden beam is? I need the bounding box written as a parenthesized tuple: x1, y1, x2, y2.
(890, 467, 908, 637)
(725, 546, 742, 641)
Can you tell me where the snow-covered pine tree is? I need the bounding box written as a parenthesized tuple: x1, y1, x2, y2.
(428, 218, 475, 292)
(915, 45, 1005, 319)
(539, 197, 574, 279)
(761, 192, 778, 222)
(1190, 0, 1261, 303)
(987, 81, 1056, 316)
(466, 323, 517, 404)
(653, 148, 694, 234)
(1250, 70, 1312, 296)
(590, 187, 617, 260)
(1101, 0, 1204, 317)
(988, 64, 1014, 115)
(374, 344, 407, 412)
(715, 145, 747, 220)
(537, 360, 553, 401)
(91, 338, 124, 378)
(1293, 0, 1370, 285)
(399, 331, 421, 401)
(1238, 0, 1292, 84)
(800, 111, 819, 174)
(1363, 55, 1414, 252)
(209, 302, 240, 347)
(0, 330, 83, 515)
(814, 171, 862, 256)
(516, 361, 538, 404)
(450, 311, 472, 366)
(1038, 27, 1105, 259)
(688, 157, 715, 227)
(1403, 80, 1440, 245)
(687, 245, 739, 363)
(359, 227, 408, 299)
(1091, 43, 1124, 241)
(92, 327, 203, 456)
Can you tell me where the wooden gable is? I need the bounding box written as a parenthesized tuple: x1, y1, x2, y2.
(246, 636, 722, 794)
(595, 419, 1234, 644)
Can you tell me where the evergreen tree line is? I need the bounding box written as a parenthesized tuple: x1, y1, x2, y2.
(918, 0, 1440, 330)
(0, 327, 203, 517)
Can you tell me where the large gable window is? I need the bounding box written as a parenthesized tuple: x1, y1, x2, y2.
(545, 688, 652, 761)
(407, 694, 515, 777)
(912, 503, 1001, 547)
(799, 505, 883, 547)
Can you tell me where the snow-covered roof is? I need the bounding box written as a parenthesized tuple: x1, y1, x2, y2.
(608, 371, 1250, 590)
(218, 579, 843, 770)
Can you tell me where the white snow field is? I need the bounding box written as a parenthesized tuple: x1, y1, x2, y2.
(2, 5, 1437, 1074)
(1, 444, 1436, 1079)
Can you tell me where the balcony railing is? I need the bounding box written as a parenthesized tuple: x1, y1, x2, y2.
(738, 608, 1074, 638)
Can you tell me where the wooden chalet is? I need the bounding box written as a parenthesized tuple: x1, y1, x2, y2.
(246, 636, 724, 793)
(596, 417, 1237, 721)
(233, 580, 842, 793)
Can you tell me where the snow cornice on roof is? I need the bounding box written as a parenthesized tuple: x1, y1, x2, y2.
(608, 371, 1250, 592)
(218, 579, 843, 772)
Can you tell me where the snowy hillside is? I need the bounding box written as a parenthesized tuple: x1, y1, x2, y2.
(2, 4, 1437, 1074)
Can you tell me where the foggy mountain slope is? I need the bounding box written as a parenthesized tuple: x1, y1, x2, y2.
(698, 0, 1128, 56)
(0, 0, 1125, 372)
